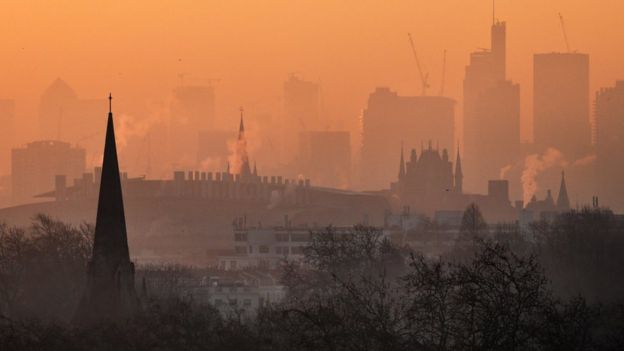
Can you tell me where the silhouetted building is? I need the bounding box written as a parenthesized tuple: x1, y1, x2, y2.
(0, 99, 15, 175)
(38, 78, 106, 157)
(595, 80, 624, 211)
(388, 144, 518, 223)
(533, 53, 590, 157)
(524, 172, 570, 220)
(11, 140, 85, 205)
(296, 131, 351, 189)
(463, 20, 521, 192)
(361, 87, 455, 189)
(74, 95, 138, 325)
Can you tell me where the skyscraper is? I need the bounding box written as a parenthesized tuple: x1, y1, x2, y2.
(595, 81, 624, 211)
(463, 20, 521, 193)
(281, 75, 320, 162)
(74, 95, 138, 325)
(38, 78, 106, 157)
(360, 87, 455, 190)
(533, 53, 590, 157)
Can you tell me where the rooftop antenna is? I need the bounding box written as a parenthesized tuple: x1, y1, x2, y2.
(558, 13, 572, 53)
(493, 0, 498, 24)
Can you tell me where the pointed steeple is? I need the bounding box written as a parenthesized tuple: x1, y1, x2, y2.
(454, 147, 463, 194)
(74, 94, 138, 326)
(556, 171, 570, 211)
(398, 142, 406, 180)
(236, 107, 252, 178)
(238, 107, 245, 140)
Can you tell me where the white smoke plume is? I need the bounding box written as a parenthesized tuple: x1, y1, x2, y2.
(521, 148, 567, 204)
(499, 164, 513, 179)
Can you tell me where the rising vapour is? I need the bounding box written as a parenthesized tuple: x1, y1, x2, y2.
(521, 148, 567, 204)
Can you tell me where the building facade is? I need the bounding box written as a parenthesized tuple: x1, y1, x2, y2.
(595, 81, 624, 211)
(11, 140, 85, 205)
(361, 87, 455, 190)
(533, 53, 590, 158)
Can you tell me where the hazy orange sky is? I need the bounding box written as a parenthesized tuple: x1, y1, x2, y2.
(1, 0, 623, 145)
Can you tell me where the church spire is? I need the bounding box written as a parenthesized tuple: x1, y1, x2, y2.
(398, 142, 406, 180)
(556, 171, 570, 211)
(238, 107, 245, 140)
(74, 94, 138, 325)
(454, 146, 463, 193)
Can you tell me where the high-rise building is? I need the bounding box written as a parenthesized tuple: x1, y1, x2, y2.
(473, 80, 520, 182)
(0, 99, 15, 175)
(533, 53, 590, 157)
(281, 75, 320, 162)
(595, 81, 624, 211)
(11, 140, 86, 205)
(74, 95, 138, 325)
(297, 131, 351, 189)
(360, 87, 455, 190)
(38, 78, 106, 157)
(463, 20, 521, 193)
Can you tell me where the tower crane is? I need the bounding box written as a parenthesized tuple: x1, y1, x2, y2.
(407, 33, 430, 96)
(558, 13, 572, 53)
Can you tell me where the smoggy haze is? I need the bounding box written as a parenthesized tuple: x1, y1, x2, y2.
(1, 0, 623, 146)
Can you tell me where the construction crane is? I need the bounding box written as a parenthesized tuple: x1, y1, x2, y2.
(407, 33, 430, 96)
(439, 49, 447, 96)
(558, 13, 572, 53)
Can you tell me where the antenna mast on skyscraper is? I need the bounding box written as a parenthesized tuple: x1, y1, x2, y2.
(493, 0, 496, 24)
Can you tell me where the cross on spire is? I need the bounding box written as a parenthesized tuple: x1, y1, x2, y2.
(108, 93, 112, 114)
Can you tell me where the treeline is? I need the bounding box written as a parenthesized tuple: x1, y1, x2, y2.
(1, 208, 624, 350)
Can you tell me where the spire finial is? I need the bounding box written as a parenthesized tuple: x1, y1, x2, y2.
(108, 93, 112, 114)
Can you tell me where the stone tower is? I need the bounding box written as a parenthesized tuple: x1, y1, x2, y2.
(74, 94, 138, 325)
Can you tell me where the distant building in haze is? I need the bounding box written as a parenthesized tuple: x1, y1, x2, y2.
(463, 20, 521, 193)
(533, 53, 590, 158)
(11, 140, 85, 205)
(360, 87, 455, 190)
(0, 99, 15, 175)
(281, 75, 321, 162)
(473, 80, 520, 181)
(297, 131, 351, 189)
(169, 84, 217, 169)
(38, 78, 106, 157)
(595, 81, 624, 211)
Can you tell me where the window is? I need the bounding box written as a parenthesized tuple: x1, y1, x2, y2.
(230, 260, 237, 269)
(214, 299, 223, 306)
(234, 232, 248, 242)
(275, 233, 289, 242)
(291, 246, 305, 255)
(243, 299, 251, 306)
(259, 245, 269, 254)
(235, 246, 247, 254)
(290, 233, 310, 242)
